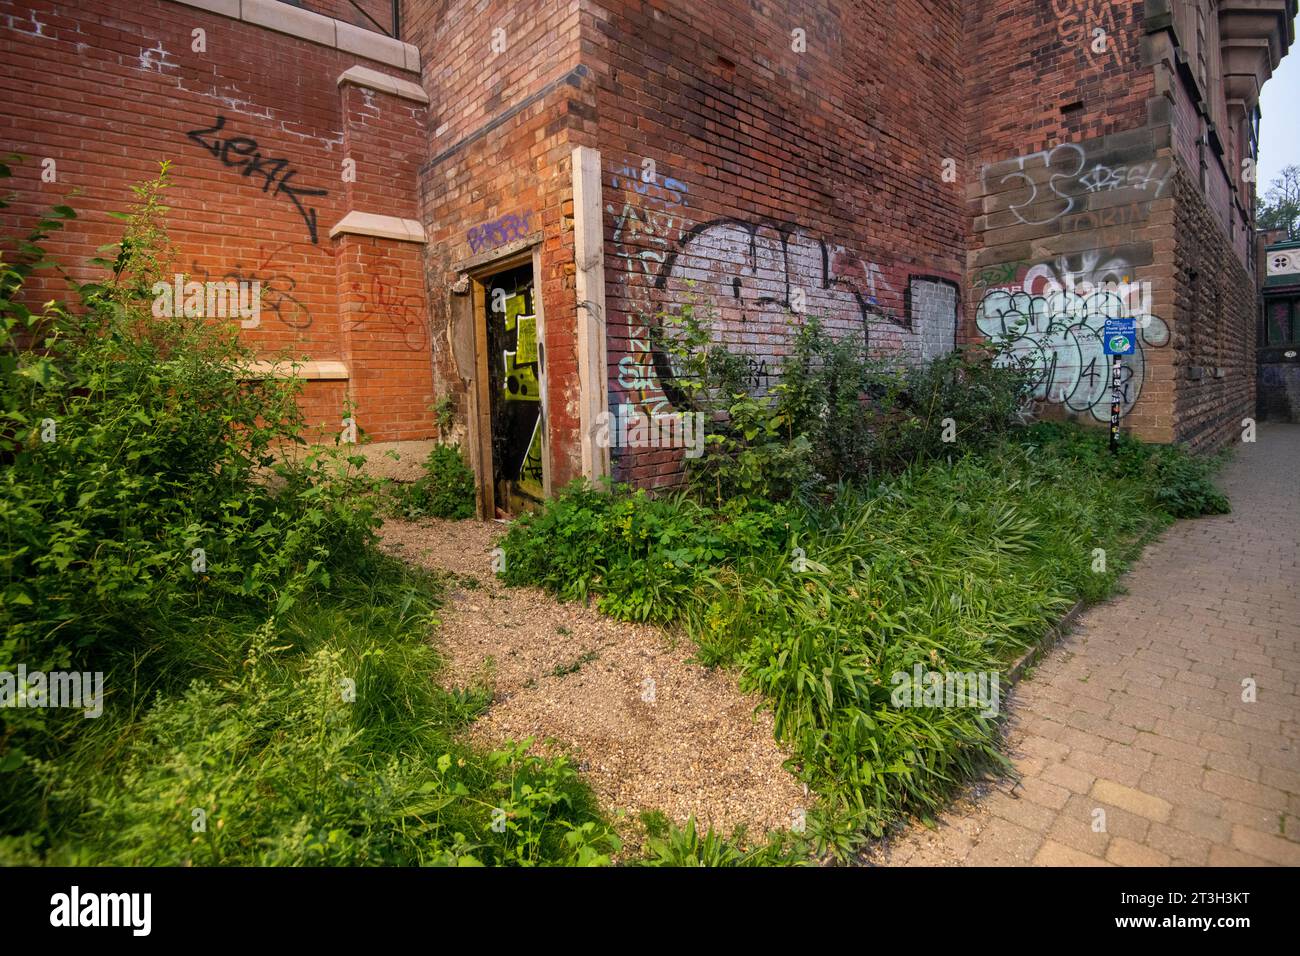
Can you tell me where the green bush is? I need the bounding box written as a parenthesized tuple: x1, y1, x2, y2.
(1, 162, 378, 774)
(646, 297, 1034, 504)
(0, 163, 617, 866)
(398, 443, 476, 519)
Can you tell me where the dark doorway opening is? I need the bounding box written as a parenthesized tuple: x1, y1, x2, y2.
(484, 264, 544, 513)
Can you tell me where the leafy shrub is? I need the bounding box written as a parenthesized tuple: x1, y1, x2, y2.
(646, 297, 1034, 503)
(1148, 447, 1231, 518)
(500, 481, 794, 624)
(398, 443, 476, 519)
(1, 163, 618, 866)
(2, 162, 377, 777)
(775, 318, 1036, 483)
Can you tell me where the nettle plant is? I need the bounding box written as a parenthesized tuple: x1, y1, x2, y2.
(0, 160, 374, 763)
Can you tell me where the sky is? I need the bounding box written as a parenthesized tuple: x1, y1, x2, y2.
(1257, 11, 1300, 190)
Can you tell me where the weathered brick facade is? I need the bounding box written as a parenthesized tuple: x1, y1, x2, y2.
(1, 0, 434, 447)
(2, 0, 1293, 513)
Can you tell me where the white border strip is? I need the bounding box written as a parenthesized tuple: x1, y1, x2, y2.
(168, 0, 420, 73)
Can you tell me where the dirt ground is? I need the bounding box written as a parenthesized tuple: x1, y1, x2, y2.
(378, 516, 807, 841)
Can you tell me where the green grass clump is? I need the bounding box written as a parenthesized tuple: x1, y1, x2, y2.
(8, 558, 616, 866)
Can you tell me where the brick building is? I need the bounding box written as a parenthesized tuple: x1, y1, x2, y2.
(1, 0, 1294, 515)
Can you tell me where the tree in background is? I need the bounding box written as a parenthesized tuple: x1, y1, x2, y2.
(1257, 164, 1300, 239)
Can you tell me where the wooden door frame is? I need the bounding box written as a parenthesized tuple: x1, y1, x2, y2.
(465, 245, 545, 519)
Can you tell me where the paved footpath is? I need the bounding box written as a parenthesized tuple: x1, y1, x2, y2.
(871, 423, 1300, 866)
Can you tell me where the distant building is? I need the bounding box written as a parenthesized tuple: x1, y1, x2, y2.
(1260, 235, 1300, 421)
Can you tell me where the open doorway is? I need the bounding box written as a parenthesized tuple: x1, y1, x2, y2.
(483, 263, 545, 514)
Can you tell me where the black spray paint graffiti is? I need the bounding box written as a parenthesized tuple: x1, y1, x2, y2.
(644, 218, 918, 410)
(189, 242, 311, 329)
(186, 116, 327, 243)
(975, 286, 1169, 421)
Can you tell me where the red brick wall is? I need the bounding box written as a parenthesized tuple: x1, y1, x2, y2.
(0, 0, 434, 444)
(585, 0, 969, 485)
(964, 0, 1181, 442)
(1169, 167, 1257, 450)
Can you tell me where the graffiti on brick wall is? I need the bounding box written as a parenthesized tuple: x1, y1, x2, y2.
(606, 161, 691, 418)
(1060, 200, 1145, 233)
(906, 276, 960, 362)
(186, 116, 327, 244)
(467, 210, 534, 255)
(975, 251, 1169, 421)
(1051, 0, 1122, 69)
(345, 272, 428, 352)
(606, 165, 957, 415)
(985, 143, 1171, 228)
(189, 242, 311, 330)
(646, 219, 940, 409)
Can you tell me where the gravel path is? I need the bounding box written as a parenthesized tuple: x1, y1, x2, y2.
(378, 517, 807, 841)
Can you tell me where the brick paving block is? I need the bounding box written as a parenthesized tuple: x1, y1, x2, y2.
(1137, 776, 1225, 817)
(1204, 771, 1289, 811)
(1015, 775, 1071, 812)
(1230, 825, 1300, 865)
(1046, 804, 1111, 857)
(1019, 733, 1071, 762)
(1091, 779, 1173, 823)
(1207, 845, 1276, 867)
(1101, 740, 1155, 772)
(1140, 756, 1208, 796)
(985, 790, 1057, 833)
(963, 818, 1043, 867)
(1259, 765, 1300, 794)
(1033, 839, 1110, 867)
(1067, 750, 1145, 788)
(1041, 761, 1096, 795)
(1169, 805, 1233, 843)
(1218, 798, 1287, 835)
(1057, 724, 1114, 755)
(1106, 836, 1171, 867)
(1205, 750, 1261, 782)
(1134, 730, 1208, 764)
(1147, 822, 1211, 864)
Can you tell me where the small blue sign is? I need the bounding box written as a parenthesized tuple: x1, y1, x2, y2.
(1103, 317, 1136, 356)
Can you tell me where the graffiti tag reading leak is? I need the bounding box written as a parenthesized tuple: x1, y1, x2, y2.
(186, 115, 327, 243)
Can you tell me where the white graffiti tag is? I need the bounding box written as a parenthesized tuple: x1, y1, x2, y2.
(976, 288, 1169, 421)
